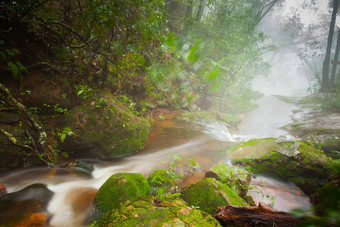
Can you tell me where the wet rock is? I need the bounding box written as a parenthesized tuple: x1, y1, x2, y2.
(285, 96, 340, 153)
(92, 173, 150, 219)
(182, 171, 205, 188)
(18, 75, 74, 109)
(62, 92, 150, 158)
(64, 160, 94, 174)
(289, 113, 340, 138)
(181, 178, 248, 215)
(0, 183, 54, 226)
(229, 139, 336, 195)
(91, 196, 220, 226)
(15, 212, 48, 227)
(0, 184, 7, 197)
(206, 162, 251, 197)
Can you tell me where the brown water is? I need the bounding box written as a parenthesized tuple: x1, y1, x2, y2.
(0, 106, 312, 226)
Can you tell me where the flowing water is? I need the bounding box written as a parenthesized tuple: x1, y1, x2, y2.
(0, 98, 312, 226)
(235, 96, 296, 140)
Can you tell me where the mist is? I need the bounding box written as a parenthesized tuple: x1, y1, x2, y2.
(252, 0, 330, 97)
(0, 1, 339, 226)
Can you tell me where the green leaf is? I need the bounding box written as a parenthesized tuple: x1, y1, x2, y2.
(7, 61, 20, 80)
(60, 134, 66, 143)
(207, 68, 220, 82)
(77, 90, 84, 95)
(187, 44, 200, 63)
(16, 61, 28, 75)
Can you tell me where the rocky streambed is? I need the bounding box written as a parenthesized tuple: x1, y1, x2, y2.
(0, 95, 339, 226)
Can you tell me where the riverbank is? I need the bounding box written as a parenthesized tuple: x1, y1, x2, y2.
(0, 102, 339, 226)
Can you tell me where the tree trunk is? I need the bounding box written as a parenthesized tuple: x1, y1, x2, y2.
(195, 0, 205, 23)
(330, 30, 340, 87)
(213, 203, 304, 227)
(321, 0, 339, 92)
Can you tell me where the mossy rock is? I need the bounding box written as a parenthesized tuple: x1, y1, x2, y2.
(91, 196, 221, 226)
(206, 162, 251, 197)
(229, 139, 336, 195)
(62, 92, 151, 158)
(181, 178, 248, 215)
(92, 173, 151, 219)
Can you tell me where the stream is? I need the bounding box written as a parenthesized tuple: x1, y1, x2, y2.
(0, 95, 312, 226)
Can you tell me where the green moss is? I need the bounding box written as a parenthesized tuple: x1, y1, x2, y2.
(210, 162, 251, 197)
(323, 139, 340, 148)
(228, 138, 277, 159)
(232, 141, 336, 193)
(305, 128, 340, 136)
(181, 178, 247, 214)
(93, 173, 151, 218)
(62, 93, 151, 158)
(91, 196, 221, 226)
(298, 95, 324, 105)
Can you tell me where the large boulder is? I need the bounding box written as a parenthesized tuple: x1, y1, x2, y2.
(0, 184, 53, 226)
(228, 139, 336, 195)
(92, 173, 151, 219)
(206, 162, 251, 197)
(181, 178, 248, 215)
(91, 196, 221, 226)
(62, 92, 150, 158)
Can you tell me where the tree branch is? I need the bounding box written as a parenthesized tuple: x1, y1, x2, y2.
(0, 128, 34, 151)
(0, 82, 49, 165)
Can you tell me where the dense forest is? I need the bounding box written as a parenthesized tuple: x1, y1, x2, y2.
(0, 0, 339, 226)
(0, 0, 279, 167)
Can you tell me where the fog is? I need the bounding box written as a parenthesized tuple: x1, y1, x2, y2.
(252, 0, 330, 97)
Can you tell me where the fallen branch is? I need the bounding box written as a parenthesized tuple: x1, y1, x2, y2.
(0, 128, 34, 151)
(212, 203, 304, 227)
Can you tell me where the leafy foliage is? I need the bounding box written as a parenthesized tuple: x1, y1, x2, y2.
(0, 0, 274, 166)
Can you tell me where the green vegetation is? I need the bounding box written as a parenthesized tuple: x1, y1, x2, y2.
(91, 196, 221, 227)
(210, 162, 251, 197)
(62, 93, 151, 158)
(0, 0, 273, 167)
(93, 173, 151, 219)
(229, 140, 336, 194)
(181, 178, 248, 214)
